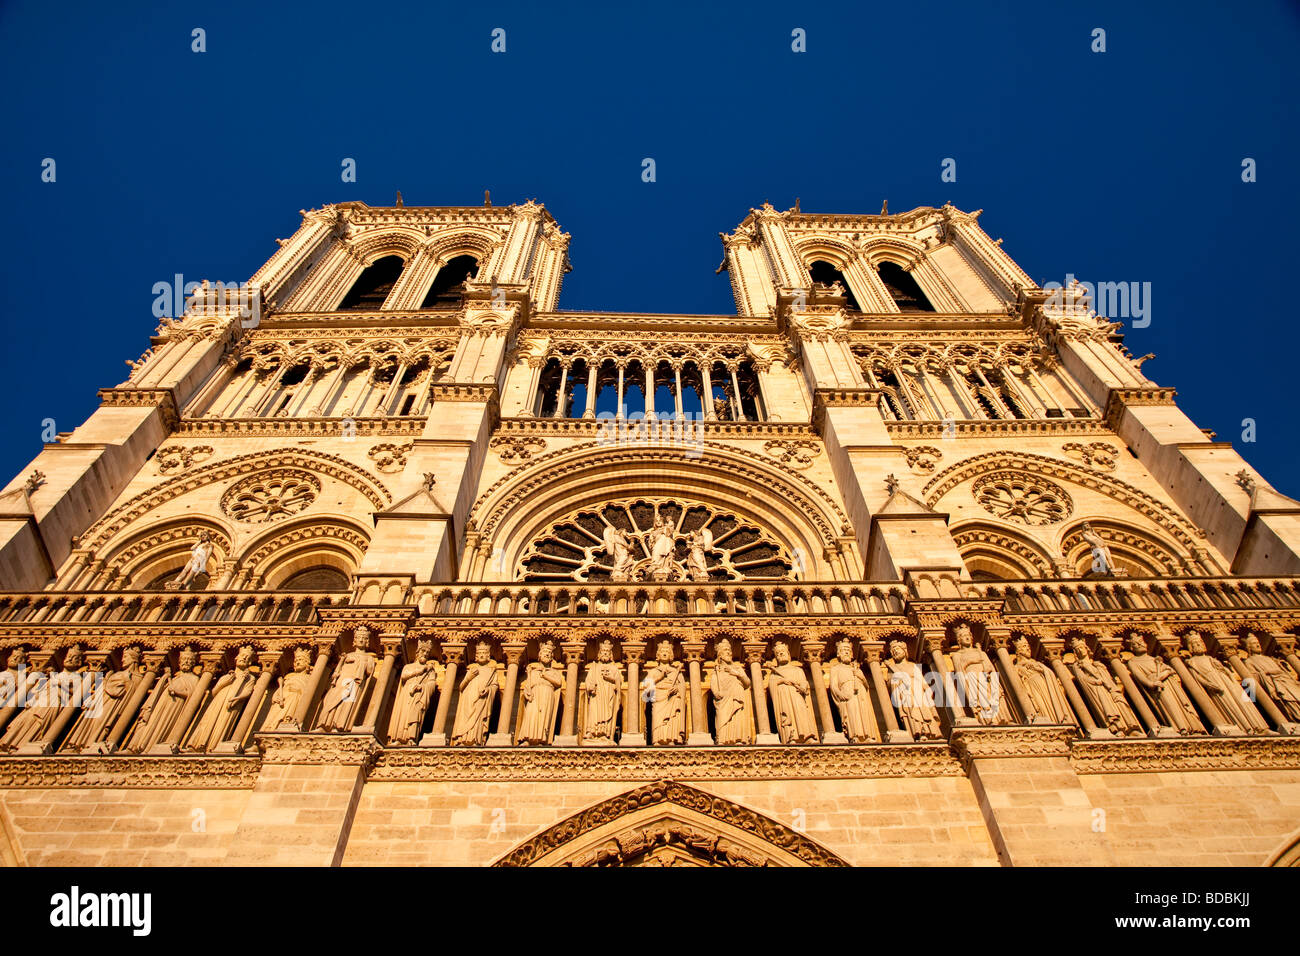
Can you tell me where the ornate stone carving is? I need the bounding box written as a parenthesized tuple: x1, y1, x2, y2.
(709, 639, 752, 745)
(828, 639, 878, 743)
(885, 639, 942, 740)
(221, 470, 320, 524)
(1069, 639, 1142, 736)
(489, 435, 547, 464)
(262, 647, 313, 732)
(948, 624, 1011, 725)
(1062, 441, 1118, 472)
(166, 531, 214, 590)
(578, 640, 620, 744)
(647, 641, 687, 746)
(766, 641, 817, 744)
(451, 642, 499, 746)
(367, 441, 414, 474)
(1124, 635, 1205, 735)
(903, 445, 943, 474)
(762, 439, 821, 469)
(155, 445, 213, 475)
(973, 472, 1072, 526)
(187, 646, 258, 751)
(317, 628, 378, 732)
(1240, 634, 1300, 723)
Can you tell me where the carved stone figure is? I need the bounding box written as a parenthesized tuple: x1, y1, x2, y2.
(1184, 633, 1269, 733)
(1080, 522, 1114, 575)
(948, 624, 1009, 725)
(169, 531, 213, 589)
(451, 642, 498, 746)
(579, 640, 621, 743)
(1010, 637, 1073, 724)
(647, 641, 686, 745)
(828, 639, 878, 743)
(519, 641, 565, 745)
(602, 525, 635, 581)
(767, 642, 818, 744)
(1125, 635, 1205, 735)
(885, 640, 942, 740)
(686, 528, 713, 582)
(388, 640, 439, 745)
(0, 646, 87, 751)
(317, 628, 378, 733)
(188, 646, 258, 752)
(66, 646, 142, 752)
(1240, 634, 1300, 722)
(710, 639, 752, 745)
(262, 647, 312, 731)
(0, 648, 30, 709)
(1070, 639, 1142, 735)
(648, 514, 677, 579)
(125, 647, 201, 752)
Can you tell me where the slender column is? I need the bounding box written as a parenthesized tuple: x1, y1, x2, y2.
(865, 646, 910, 742)
(310, 359, 348, 415)
(421, 647, 462, 746)
(488, 643, 525, 746)
(227, 363, 267, 417)
(1163, 649, 1232, 735)
(217, 661, 277, 753)
(524, 358, 544, 415)
(1226, 653, 1290, 732)
(411, 364, 438, 416)
(673, 366, 684, 419)
(619, 643, 644, 745)
(644, 365, 656, 418)
(1044, 646, 1102, 737)
(378, 361, 408, 416)
(615, 364, 626, 420)
(101, 654, 164, 753)
(988, 631, 1035, 724)
(1105, 650, 1164, 736)
(583, 363, 598, 418)
(252, 361, 291, 416)
(293, 644, 334, 731)
(288, 361, 325, 416)
(357, 639, 402, 736)
(924, 633, 967, 727)
(802, 644, 840, 743)
(746, 647, 777, 744)
(557, 644, 583, 743)
(701, 366, 716, 419)
(552, 363, 570, 418)
(728, 365, 746, 421)
(683, 643, 712, 745)
(157, 658, 217, 753)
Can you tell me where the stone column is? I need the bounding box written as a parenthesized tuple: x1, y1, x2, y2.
(552, 643, 583, 746)
(293, 643, 335, 732)
(988, 630, 1036, 725)
(1042, 643, 1104, 738)
(924, 631, 968, 728)
(1154, 633, 1233, 736)
(102, 652, 165, 754)
(727, 365, 746, 421)
(154, 656, 217, 754)
(583, 363, 598, 418)
(356, 638, 402, 737)
(804, 643, 843, 743)
(216, 660, 277, 754)
(616, 363, 626, 420)
(672, 365, 684, 418)
(618, 642, 644, 746)
(745, 645, 778, 744)
(683, 642, 713, 745)
(488, 642, 525, 746)
(419, 647, 460, 747)
(865, 645, 911, 743)
(701, 365, 716, 419)
(1224, 643, 1295, 734)
(552, 362, 570, 418)
(1104, 647, 1167, 737)
(644, 365, 655, 418)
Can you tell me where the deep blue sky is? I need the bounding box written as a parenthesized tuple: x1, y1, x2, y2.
(1, 1, 1296, 494)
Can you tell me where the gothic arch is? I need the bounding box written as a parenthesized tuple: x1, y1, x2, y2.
(100, 517, 234, 589)
(950, 521, 1056, 580)
(235, 515, 371, 589)
(345, 228, 425, 264)
(469, 441, 851, 580)
(1058, 518, 1188, 577)
(492, 780, 849, 867)
(82, 450, 392, 554)
(1265, 827, 1300, 867)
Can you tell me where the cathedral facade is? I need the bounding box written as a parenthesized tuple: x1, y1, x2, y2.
(0, 198, 1298, 867)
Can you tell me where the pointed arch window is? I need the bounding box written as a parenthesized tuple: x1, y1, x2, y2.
(421, 255, 480, 309)
(339, 255, 405, 311)
(877, 261, 935, 312)
(808, 260, 861, 311)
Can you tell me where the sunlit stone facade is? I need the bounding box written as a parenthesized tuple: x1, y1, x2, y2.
(0, 199, 1298, 867)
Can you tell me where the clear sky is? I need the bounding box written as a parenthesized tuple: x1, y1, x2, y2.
(0, 1, 1296, 493)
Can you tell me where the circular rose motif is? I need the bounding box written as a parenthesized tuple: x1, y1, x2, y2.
(973, 472, 1072, 526)
(221, 470, 320, 523)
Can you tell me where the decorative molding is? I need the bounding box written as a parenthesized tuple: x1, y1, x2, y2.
(253, 732, 383, 768)
(0, 755, 259, 788)
(949, 725, 1076, 769)
(763, 439, 821, 469)
(156, 445, 214, 475)
(175, 417, 424, 438)
(1070, 736, 1300, 774)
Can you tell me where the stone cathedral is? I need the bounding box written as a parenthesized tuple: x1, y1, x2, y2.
(0, 198, 1297, 868)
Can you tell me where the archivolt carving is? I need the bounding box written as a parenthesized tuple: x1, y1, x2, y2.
(237, 518, 371, 586)
(951, 524, 1055, 579)
(82, 450, 392, 553)
(922, 451, 1202, 550)
(104, 520, 234, 585)
(1059, 520, 1184, 577)
(492, 780, 849, 867)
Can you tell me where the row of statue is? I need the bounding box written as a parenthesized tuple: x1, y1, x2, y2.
(0, 627, 1297, 754)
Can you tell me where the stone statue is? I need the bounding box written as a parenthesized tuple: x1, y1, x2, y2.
(169, 532, 213, 590)
(1009, 637, 1073, 724)
(686, 528, 713, 582)
(188, 646, 258, 752)
(647, 641, 686, 745)
(709, 639, 752, 745)
(1070, 639, 1142, 735)
(1125, 635, 1204, 735)
(948, 624, 1009, 725)
(1240, 634, 1300, 722)
(262, 647, 313, 731)
(602, 525, 635, 581)
(317, 628, 378, 733)
(579, 640, 621, 743)
(1183, 633, 1269, 733)
(451, 642, 498, 746)
(518, 641, 565, 745)
(66, 646, 142, 752)
(0, 647, 31, 710)
(828, 638, 878, 743)
(388, 640, 439, 745)
(0, 646, 87, 752)
(648, 514, 677, 579)
(125, 647, 201, 752)
(766, 642, 818, 744)
(1080, 522, 1114, 575)
(885, 640, 942, 740)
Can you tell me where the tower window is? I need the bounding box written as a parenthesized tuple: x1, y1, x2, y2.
(808, 260, 861, 311)
(339, 255, 405, 311)
(877, 262, 935, 312)
(421, 255, 479, 309)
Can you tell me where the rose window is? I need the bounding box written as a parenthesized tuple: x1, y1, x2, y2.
(517, 497, 795, 583)
(221, 470, 320, 524)
(973, 472, 1072, 526)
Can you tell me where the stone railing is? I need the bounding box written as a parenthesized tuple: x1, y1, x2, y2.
(969, 576, 1300, 616)
(0, 591, 350, 626)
